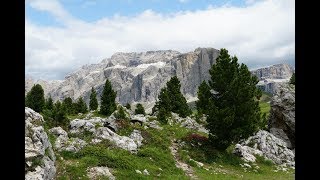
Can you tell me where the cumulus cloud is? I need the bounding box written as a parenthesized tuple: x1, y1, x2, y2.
(26, 0, 295, 80)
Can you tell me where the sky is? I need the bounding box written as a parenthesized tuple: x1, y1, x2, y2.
(26, 0, 295, 80)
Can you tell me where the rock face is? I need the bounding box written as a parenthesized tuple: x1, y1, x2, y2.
(269, 83, 295, 149)
(25, 48, 219, 112)
(25, 107, 56, 180)
(234, 130, 295, 167)
(251, 64, 294, 94)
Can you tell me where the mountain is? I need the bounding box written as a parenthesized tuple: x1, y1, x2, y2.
(25, 48, 294, 111)
(25, 48, 219, 111)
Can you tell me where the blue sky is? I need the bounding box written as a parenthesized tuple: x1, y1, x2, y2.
(25, 0, 294, 80)
(26, 0, 248, 26)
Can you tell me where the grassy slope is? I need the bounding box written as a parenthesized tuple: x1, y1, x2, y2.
(50, 93, 294, 179)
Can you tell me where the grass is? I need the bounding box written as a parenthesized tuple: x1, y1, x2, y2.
(53, 107, 294, 180)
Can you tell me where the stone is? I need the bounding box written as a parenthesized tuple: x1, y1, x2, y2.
(25, 107, 56, 180)
(147, 120, 163, 130)
(234, 130, 295, 167)
(135, 170, 142, 174)
(269, 83, 295, 149)
(129, 130, 144, 148)
(143, 169, 150, 175)
(93, 127, 138, 152)
(87, 166, 115, 180)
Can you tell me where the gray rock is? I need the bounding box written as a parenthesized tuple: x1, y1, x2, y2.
(135, 170, 142, 174)
(234, 130, 295, 167)
(143, 169, 150, 175)
(69, 119, 102, 134)
(93, 127, 138, 152)
(25, 107, 56, 180)
(49, 127, 87, 152)
(87, 166, 115, 180)
(129, 130, 144, 148)
(269, 83, 295, 149)
(147, 120, 163, 130)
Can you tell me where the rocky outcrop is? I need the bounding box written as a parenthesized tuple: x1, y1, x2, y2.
(269, 83, 295, 149)
(49, 127, 87, 153)
(92, 128, 143, 152)
(69, 118, 105, 135)
(169, 113, 208, 134)
(233, 130, 295, 167)
(25, 107, 56, 180)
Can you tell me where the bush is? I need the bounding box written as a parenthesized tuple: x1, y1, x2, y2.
(135, 103, 145, 115)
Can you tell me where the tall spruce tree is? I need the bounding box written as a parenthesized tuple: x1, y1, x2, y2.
(53, 100, 67, 127)
(289, 72, 295, 85)
(206, 48, 262, 150)
(156, 87, 171, 115)
(26, 84, 45, 112)
(166, 76, 191, 117)
(89, 87, 98, 111)
(76, 97, 88, 114)
(100, 79, 117, 116)
(196, 81, 212, 116)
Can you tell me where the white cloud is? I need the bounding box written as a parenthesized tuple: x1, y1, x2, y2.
(26, 0, 295, 80)
(178, 0, 189, 3)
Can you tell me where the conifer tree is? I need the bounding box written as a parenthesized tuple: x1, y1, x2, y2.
(53, 100, 67, 127)
(125, 103, 131, 110)
(45, 96, 54, 111)
(62, 97, 74, 115)
(100, 79, 117, 116)
(76, 97, 88, 114)
(89, 87, 98, 111)
(25, 84, 45, 113)
(289, 72, 295, 85)
(196, 81, 212, 116)
(135, 103, 146, 115)
(206, 48, 262, 150)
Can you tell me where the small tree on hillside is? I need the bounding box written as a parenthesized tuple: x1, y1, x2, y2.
(89, 87, 98, 111)
(125, 103, 131, 110)
(45, 96, 54, 111)
(155, 87, 171, 118)
(76, 97, 88, 114)
(206, 48, 262, 150)
(135, 103, 146, 115)
(196, 81, 212, 116)
(289, 72, 295, 85)
(62, 97, 74, 115)
(166, 76, 191, 117)
(100, 79, 117, 116)
(53, 100, 67, 127)
(25, 84, 45, 113)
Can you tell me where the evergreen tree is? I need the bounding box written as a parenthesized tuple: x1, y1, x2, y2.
(125, 103, 131, 110)
(25, 84, 45, 113)
(45, 96, 54, 111)
(289, 72, 295, 85)
(100, 79, 117, 116)
(166, 76, 191, 117)
(62, 97, 74, 115)
(115, 106, 128, 120)
(76, 97, 88, 114)
(196, 81, 212, 116)
(157, 107, 168, 124)
(206, 48, 262, 150)
(135, 103, 146, 115)
(155, 87, 171, 116)
(89, 87, 98, 111)
(53, 100, 67, 127)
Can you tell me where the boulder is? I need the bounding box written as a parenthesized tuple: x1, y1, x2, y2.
(87, 166, 115, 180)
(129, 130, 144, 147)
(25, 107, 56, 180)
(269, 83, 295, 149)
(69, 118, 104, 134)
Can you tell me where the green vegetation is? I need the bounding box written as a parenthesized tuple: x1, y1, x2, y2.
(206, 48, 262, 150)
(196, 80, 212, 116)
(100, 79, 117, 116)
(289, 72, 295, 85)
(135, 103, 146, 115)
(89, 87, 98, 111)
(26, 84, 45, 112)
(62, 97, 74, 115)
(125, 103, 131, 110)
(75, 97, 88, 114)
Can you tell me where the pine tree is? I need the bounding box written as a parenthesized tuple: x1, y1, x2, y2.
(115, 106, 128, 120)
(156, 87, 171, 116)
(125, 103, 131, 110)
(135, 103, 146, 115)
(53, 100, 67, 127)
(45, 96, 54, 111)
(100, 79, 117, 116)
(289, 72, 295, 85)
(76, 97, 88, 114)
(196, 81, 212, 116)
(206, 48, 262, 150)
(25, 84, 45, 113)
(89, 87, 98, 111)
(157, 107, 168, 124)
(166, 76, 191, 117)
(62, 97, 74, 115)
